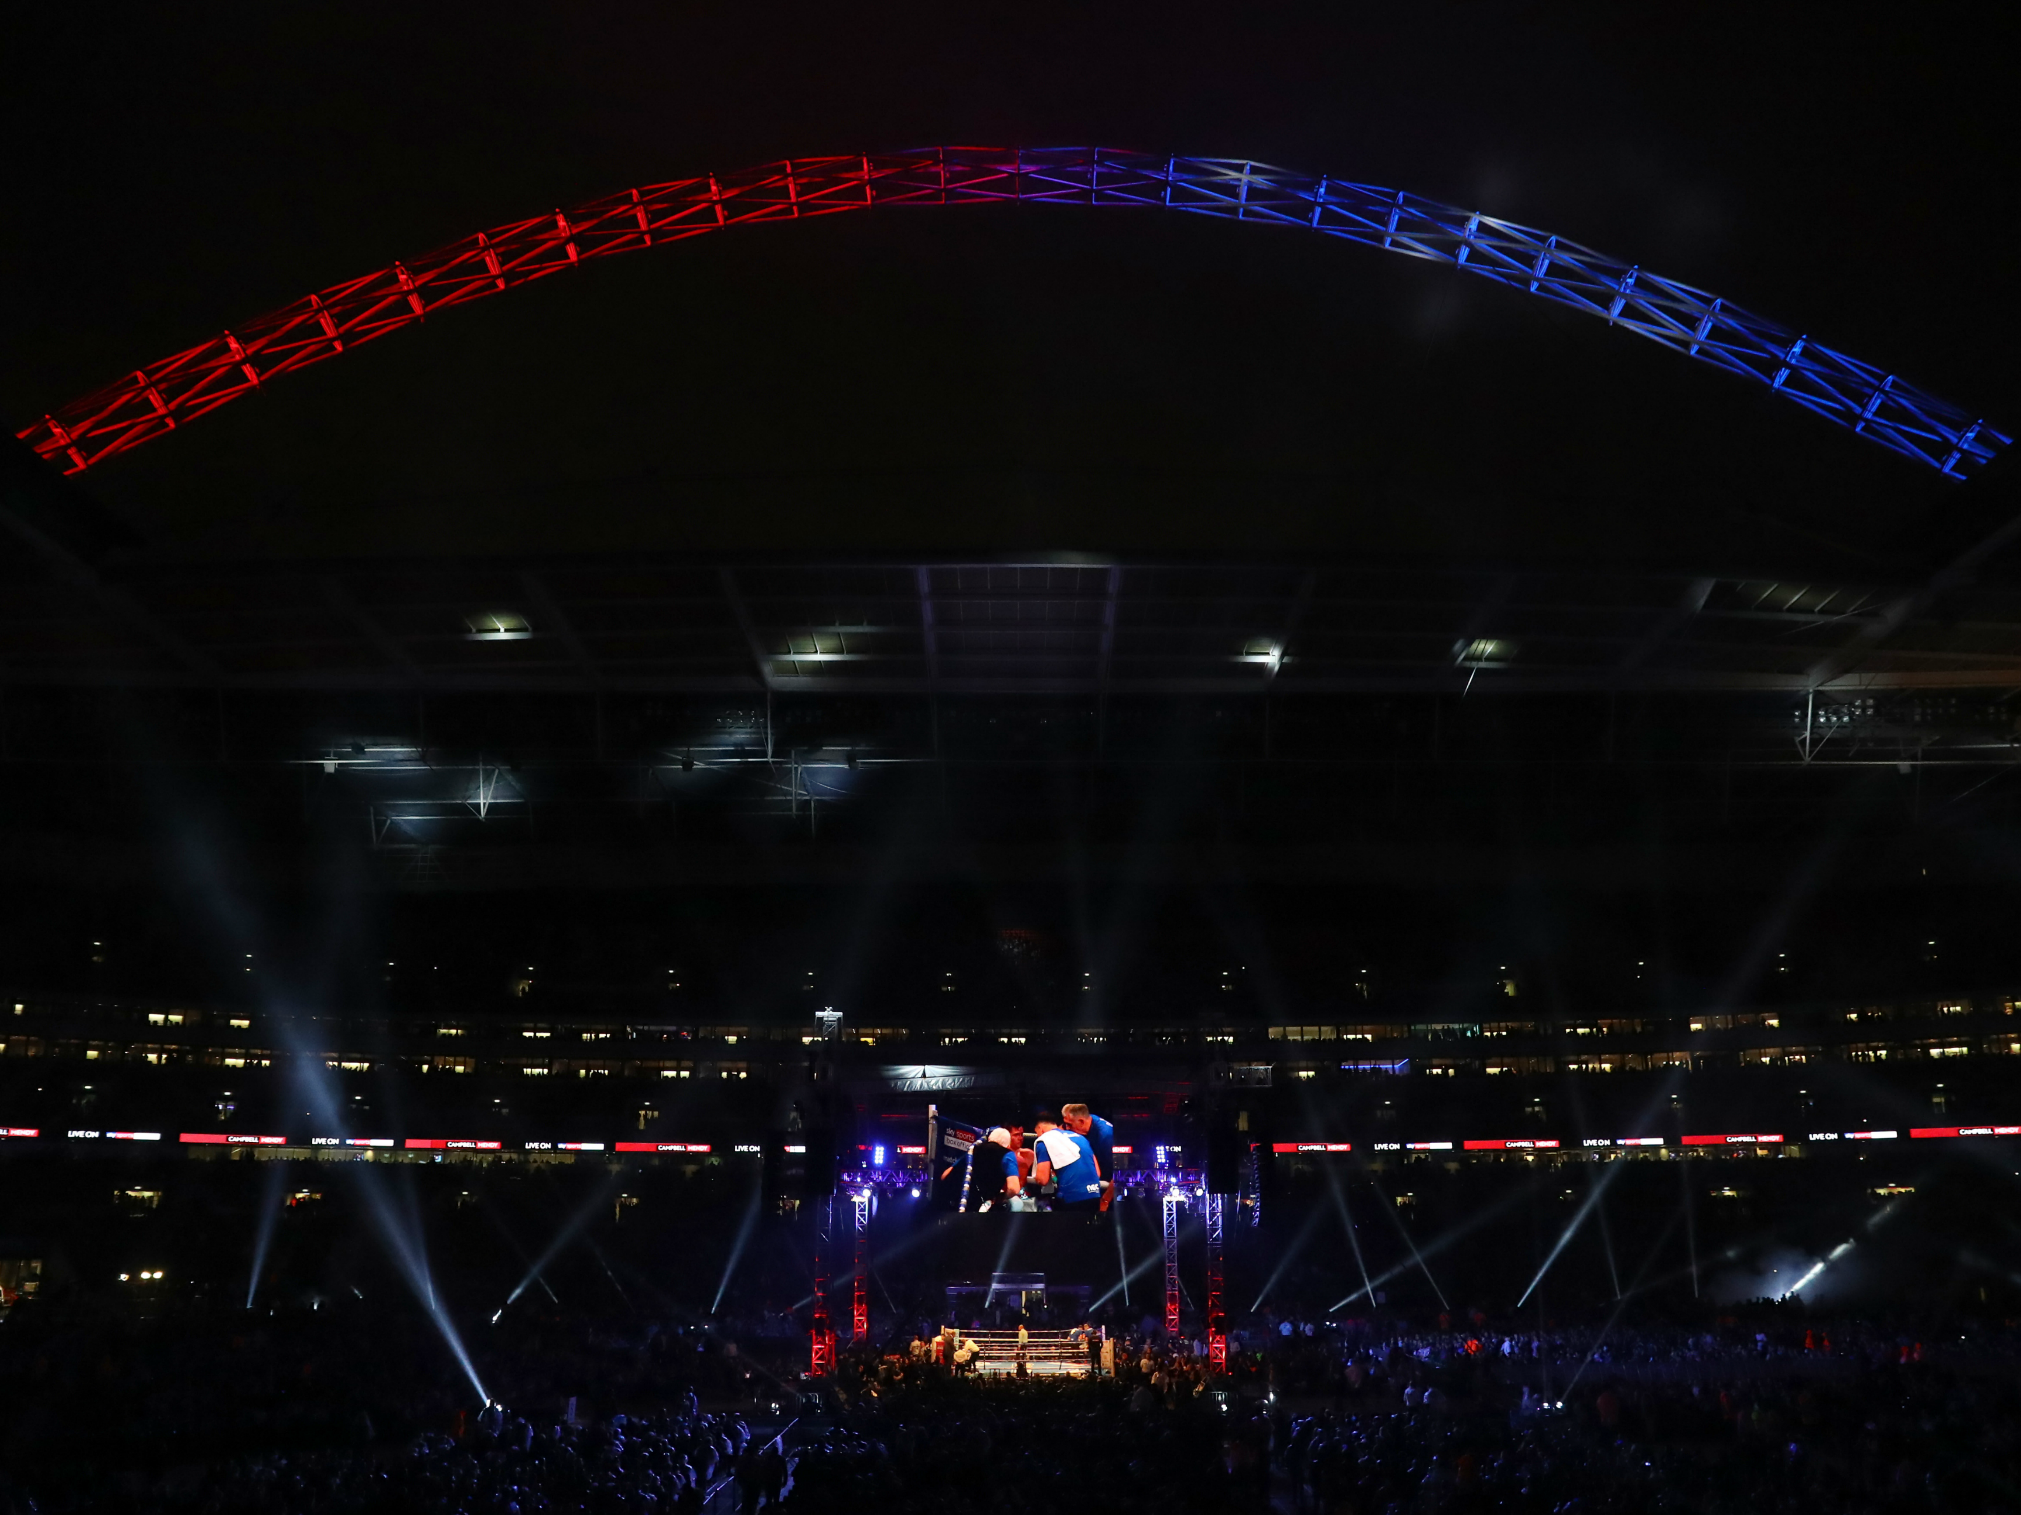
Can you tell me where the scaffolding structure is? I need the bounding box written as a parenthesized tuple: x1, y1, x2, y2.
(1162, 1187, 1183, 1335)
(809, 1195, 836, 1377)
(852, 1188, 871, 1340)
(1153, 1174, 1229, 1372)
(1204, 1191, 1227, 1373)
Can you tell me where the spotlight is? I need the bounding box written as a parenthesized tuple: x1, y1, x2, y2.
(492, 1309, 503, 1324)
(910, 1187, 920, 1198)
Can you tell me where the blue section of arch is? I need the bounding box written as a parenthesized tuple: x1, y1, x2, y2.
(908, 148, 2003, 478)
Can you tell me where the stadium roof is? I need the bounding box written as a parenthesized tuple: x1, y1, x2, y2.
(8, 528, 2021, 696)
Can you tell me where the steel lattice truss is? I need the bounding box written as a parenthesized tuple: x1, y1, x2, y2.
(1204, 1190, 1228, 1374)
(809, 1194, 835, 1378)
(18, 148, 2006, 479)
(852, 1189, 871, 1341)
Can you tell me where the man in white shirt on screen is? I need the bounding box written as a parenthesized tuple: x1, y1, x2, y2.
(1031, 1116, 1103, 1211)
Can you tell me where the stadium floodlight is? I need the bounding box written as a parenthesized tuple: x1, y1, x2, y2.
(1783, 1239, 1856, 1299)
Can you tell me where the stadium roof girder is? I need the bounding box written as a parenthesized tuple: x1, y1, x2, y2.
(8, 555, 2021, 693)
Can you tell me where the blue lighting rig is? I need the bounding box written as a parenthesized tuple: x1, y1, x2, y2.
(837, 1165, 1207, 1197)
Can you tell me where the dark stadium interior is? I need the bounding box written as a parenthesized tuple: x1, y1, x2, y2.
(5, 5, 2021, 1513)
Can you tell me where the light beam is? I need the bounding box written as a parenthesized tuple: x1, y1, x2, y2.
(1517, 1156, 1633, 1308)
(1330, 1174, 1542, 1312)
(506, 1176, 618, 1310)
(1092, 1246, 1165, 1311)
(1252, 1203, 1328, 1312)
(246, 1159, 286, 1309)
(1325, 1166, 1377, 1313)
(1115, 1212, 1132, 1308)
(1366, 1172, 1449, 1311)
(712, 1175, 765, 1315)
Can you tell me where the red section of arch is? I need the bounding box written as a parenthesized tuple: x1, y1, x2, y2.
(14, 151, 1021, 474)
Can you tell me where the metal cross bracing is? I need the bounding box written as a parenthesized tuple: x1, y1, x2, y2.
(809, 1194, 835, 1377)
(852, 1188, 871, 1341)
(18, 148, 2005, 479)
(1162, 1186, 1183, 1335)
(1204, 1190, 1228, 1374)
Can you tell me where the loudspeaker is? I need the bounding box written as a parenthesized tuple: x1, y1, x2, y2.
(1206, 1124, 1243, 1193)
(800, 1126, 837, 1198)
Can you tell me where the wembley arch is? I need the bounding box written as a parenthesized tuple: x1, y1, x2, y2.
(17, 147, 2008, 480)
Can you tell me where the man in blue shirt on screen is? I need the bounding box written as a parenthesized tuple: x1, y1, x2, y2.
(1031, 1116, 1103, 1211)
(1062, 1103, 1114, 1209)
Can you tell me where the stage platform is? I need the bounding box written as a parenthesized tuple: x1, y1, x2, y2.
(976, 1360, 1088, 1378)
(961, 1329, 1099, 1378)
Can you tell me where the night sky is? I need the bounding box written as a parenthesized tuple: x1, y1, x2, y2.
(5, 9, 2021, 1363)
(4, 3, 2020, 1011)
(5, 2, 2016, 565)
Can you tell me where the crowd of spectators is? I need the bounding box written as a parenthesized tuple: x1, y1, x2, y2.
(0, 1299, 806, 1515)
(1276, 1330, 2021, 1515)
(784, 1378, 1261, 1515)
(5, 1294, 2021, 1514)
(159, 1405, 768, 1515)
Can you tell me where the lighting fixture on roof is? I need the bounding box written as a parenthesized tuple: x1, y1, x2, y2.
(1454, 638, 1516, 667)
(1238, 639, 1284, 671)
(465, 612, 532, 641)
